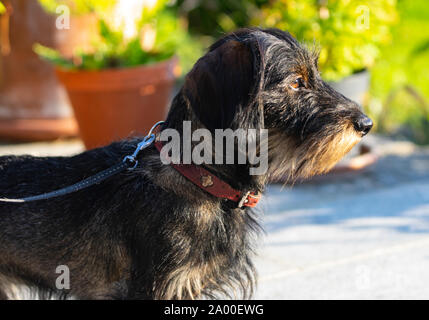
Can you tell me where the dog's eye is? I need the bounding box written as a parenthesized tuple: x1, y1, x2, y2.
(290, 77, 305, 91)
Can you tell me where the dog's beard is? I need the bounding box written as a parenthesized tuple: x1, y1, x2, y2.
(268, 122, 361, 183)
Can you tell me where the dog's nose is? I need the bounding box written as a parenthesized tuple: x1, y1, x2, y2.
(354, 116, 373, 136)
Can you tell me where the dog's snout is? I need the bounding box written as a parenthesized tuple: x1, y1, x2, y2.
(353, 115, 373, 136)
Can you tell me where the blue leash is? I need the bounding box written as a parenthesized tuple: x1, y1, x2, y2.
(0, 121, 164, 203)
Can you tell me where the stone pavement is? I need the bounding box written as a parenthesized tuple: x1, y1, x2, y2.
(1, 135, 428, 299)
(255, 135, 429, 299)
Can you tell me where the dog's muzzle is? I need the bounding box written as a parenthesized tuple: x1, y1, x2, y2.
(353, 115, 373, 136)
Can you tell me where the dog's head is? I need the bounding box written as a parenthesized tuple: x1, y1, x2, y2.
(175, 28, 372, 180)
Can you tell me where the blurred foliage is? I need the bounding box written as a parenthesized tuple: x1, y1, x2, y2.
(173, 0, 268, 38)
(36, 0, 203, 72)
(368, 0, 429, 144)
(255, 0, 398, 81)
(37, 0, 113, 15)
(175, 0, 397, 81)
(175, 0, 429, 144)
(34, 0, 429, 143)
(0, 2, 5, 14)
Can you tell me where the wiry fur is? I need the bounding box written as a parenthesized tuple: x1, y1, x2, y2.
(0, 28, 371, 299)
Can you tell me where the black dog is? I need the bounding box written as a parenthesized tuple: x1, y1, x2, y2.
(0, 28, 372, 299)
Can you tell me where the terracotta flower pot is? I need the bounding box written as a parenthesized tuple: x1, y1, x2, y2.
(0, 0, 99, 141)
(56, 58, 177, 149)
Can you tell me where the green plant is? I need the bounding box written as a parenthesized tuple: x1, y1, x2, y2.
(255, 0, 398, 81)
(35, 0, 202, 72)
(368, 0, 429, 144)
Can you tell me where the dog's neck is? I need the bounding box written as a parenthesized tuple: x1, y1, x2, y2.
(162, 91, 267, 195)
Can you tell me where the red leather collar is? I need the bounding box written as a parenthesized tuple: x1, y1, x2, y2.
(154, 138, 261, 208)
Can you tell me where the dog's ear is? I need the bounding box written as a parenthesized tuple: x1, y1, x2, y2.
(183, 38, 264, 131)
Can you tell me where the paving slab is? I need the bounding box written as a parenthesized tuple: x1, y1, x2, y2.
(255, 135, 429, 299)
(0, 139, 84, 157)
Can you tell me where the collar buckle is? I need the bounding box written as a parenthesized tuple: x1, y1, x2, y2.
(238, 191, 251, 208)
(238, 191, 261, 208)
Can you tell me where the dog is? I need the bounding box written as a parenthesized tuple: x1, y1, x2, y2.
(0, 28, 372, 300)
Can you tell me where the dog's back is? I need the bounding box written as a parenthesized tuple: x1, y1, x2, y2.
(0, 141, 145, 299)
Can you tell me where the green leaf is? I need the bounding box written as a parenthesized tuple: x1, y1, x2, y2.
(98, 19, 122, 48)
(33, 43, 75, 69)
(410, 39, 429, 57)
